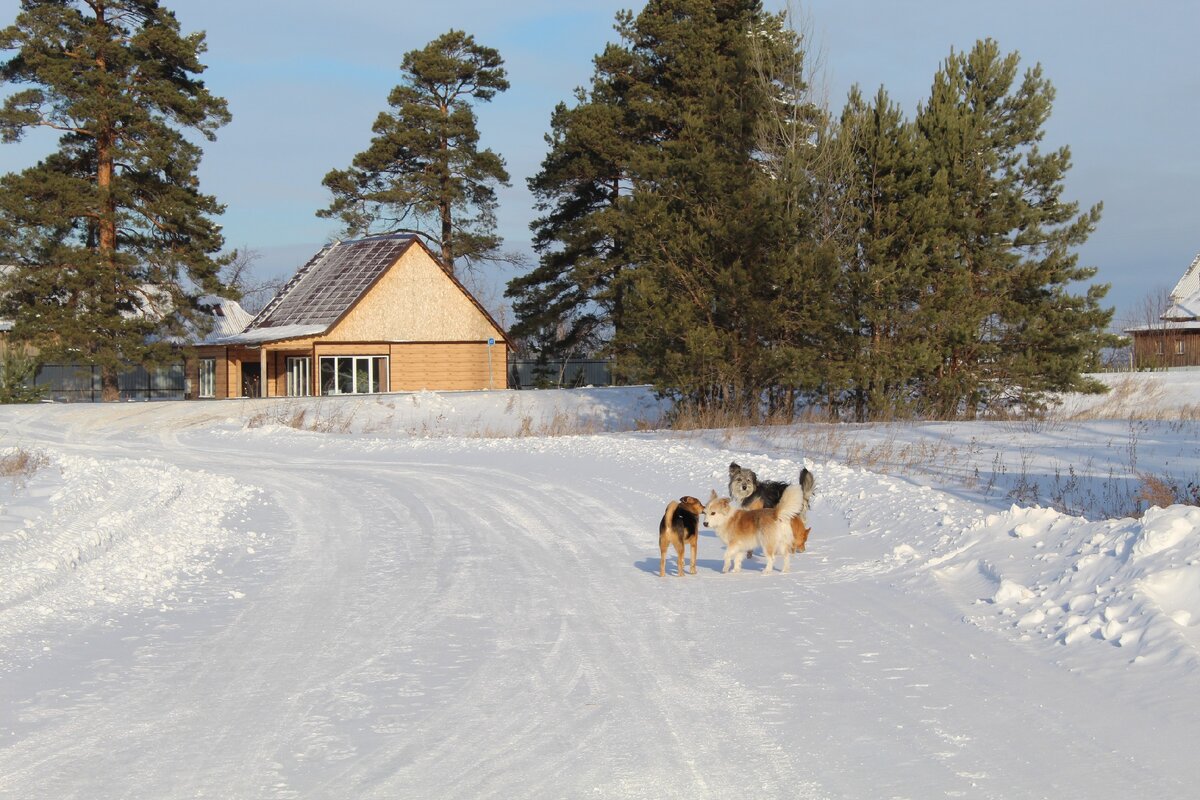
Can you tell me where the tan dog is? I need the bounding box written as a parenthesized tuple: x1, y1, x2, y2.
(729, 464, 815, 553)
(740, 496, 810, 553)
(658, 496, 705, 577)
(703, 484, 804, 575)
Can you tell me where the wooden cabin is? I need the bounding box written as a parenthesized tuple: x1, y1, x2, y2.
(1126, 253, 1200, 369)
(189, 234, 510, 399)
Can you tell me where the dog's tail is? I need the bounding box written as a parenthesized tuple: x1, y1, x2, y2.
(798, 467, 816, 514)
(773, 483, 805, 523)
(660, 500, 679, 537)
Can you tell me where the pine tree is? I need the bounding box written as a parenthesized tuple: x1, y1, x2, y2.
(319, 30, 510, 275)
(0, 0, 232, 401)
(911, 39, 1112, 415)
(505, 43, 639, 360)
(830, 86, 932, 421)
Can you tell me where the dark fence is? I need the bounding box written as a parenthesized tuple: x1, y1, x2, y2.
(509, 359, 612, 389)
(35, 363, 186, 402)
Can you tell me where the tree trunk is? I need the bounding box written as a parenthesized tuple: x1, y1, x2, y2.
(96, 12, 120, 402)
(101, 365, 120, 402)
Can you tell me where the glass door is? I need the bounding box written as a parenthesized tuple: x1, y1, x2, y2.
(286, 357, 311, 397)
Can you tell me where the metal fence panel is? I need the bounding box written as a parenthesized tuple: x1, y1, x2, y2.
(34, 363, 186, 402)
(509, 359, 612, 389)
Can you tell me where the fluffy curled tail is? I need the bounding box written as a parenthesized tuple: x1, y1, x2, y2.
(773, 483, 805, 523)
(798, 467, 815, 514)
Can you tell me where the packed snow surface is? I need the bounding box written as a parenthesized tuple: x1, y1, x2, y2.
(2, 380, 1200, 798)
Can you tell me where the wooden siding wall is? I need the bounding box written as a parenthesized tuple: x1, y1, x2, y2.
(389, 342, 501, 391)
(237, 341, 505, 395)
(1131, 329, 1200, 369)
(327, 247, 502, 343)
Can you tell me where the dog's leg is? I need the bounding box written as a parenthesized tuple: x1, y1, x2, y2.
(761, 542, 775, 575)
(674, 538, 686, 577)
(689, 536, 698, 575)
(659, 537, 668, 577)
(781, 545, 792, 574)
(731, 547, 746, 573)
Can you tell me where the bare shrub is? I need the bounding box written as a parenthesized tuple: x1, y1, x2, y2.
(0, 447, 50, 484)
(1135, 473, 1179, 511)
(245, 400, 354, 434)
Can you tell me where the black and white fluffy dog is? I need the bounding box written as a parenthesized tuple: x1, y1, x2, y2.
(728, 462, 816, 553)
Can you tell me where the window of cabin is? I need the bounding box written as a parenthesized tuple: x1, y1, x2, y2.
(319, 355, 388, 395)
(1176, 340, 1187, 356)
(198, 358, 216, 398)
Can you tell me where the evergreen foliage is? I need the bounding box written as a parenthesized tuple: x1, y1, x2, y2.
(0, 0, 233, 401)
(909, 39, 1115, 415)
(319, 30, 510, 275)
(0, 347, 43, 403)
(511, 0, 827, 415)
(511, 14, 1114, 419)
(830, 86, 934, 421)
(505, 43, 639, 361)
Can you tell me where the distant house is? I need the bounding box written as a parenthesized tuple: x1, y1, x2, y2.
(189, 234, 509, 399)
(0, 278, 248, 402)
(1126, 253, 1200, 369)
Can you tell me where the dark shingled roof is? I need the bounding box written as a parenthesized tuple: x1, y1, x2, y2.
(250, 234, 417, 330)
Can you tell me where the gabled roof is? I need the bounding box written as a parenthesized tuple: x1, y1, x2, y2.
(250, 234, 417, 330)
(1165, 253, 1200, 322)
(1170, 254, 1200, 303)
(217, 233, 508, 347)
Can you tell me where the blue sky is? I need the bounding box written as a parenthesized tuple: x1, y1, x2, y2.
(0, 0, 1196, 326)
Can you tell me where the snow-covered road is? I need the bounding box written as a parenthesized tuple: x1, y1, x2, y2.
(3, 398, 1200, 798)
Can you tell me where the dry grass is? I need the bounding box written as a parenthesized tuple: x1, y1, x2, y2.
(1134, 473, 1180, 511)
(246, 400, 356, 434)
(0, 447, 50, 485)
(1064, 376, 1200, 422)
(475, 410, 602, 438)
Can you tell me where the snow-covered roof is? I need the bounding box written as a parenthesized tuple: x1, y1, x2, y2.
(1170, 253, 1200, 303)
(1124, 319, 1200, 333)
(197, 296, 253, 343)
(1163, 253, 1200, 321)
(214, 323, 328, 345)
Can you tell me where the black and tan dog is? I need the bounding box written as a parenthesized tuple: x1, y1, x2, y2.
(658, 496, 705, 577)
(728, 462, 815, 553)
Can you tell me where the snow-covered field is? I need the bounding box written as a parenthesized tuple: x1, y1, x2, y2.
(2, 375, 1200, 798)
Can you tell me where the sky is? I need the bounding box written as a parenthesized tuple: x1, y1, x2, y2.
(0, 0, 1196, 326)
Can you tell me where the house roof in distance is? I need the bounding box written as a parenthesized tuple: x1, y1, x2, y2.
(197, 296, 253, 342)
(1164, 253, 1200, 321)
(249, 234, 417, 330)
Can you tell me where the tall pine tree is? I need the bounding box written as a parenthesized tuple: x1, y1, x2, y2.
(830, 86, 931, 421)
(505, 42, 640, 361)
(319, 30, 510, 275)
(510, 0, 824, 414)
(0, 0, 232, 401)
(912, 39, 1112, 415)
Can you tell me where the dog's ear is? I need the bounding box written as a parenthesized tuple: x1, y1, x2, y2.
(708, 489, 719, 502)
(728, 462, 741, 476)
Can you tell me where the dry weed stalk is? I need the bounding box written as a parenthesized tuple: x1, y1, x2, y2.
(0, 447, 50, 484)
